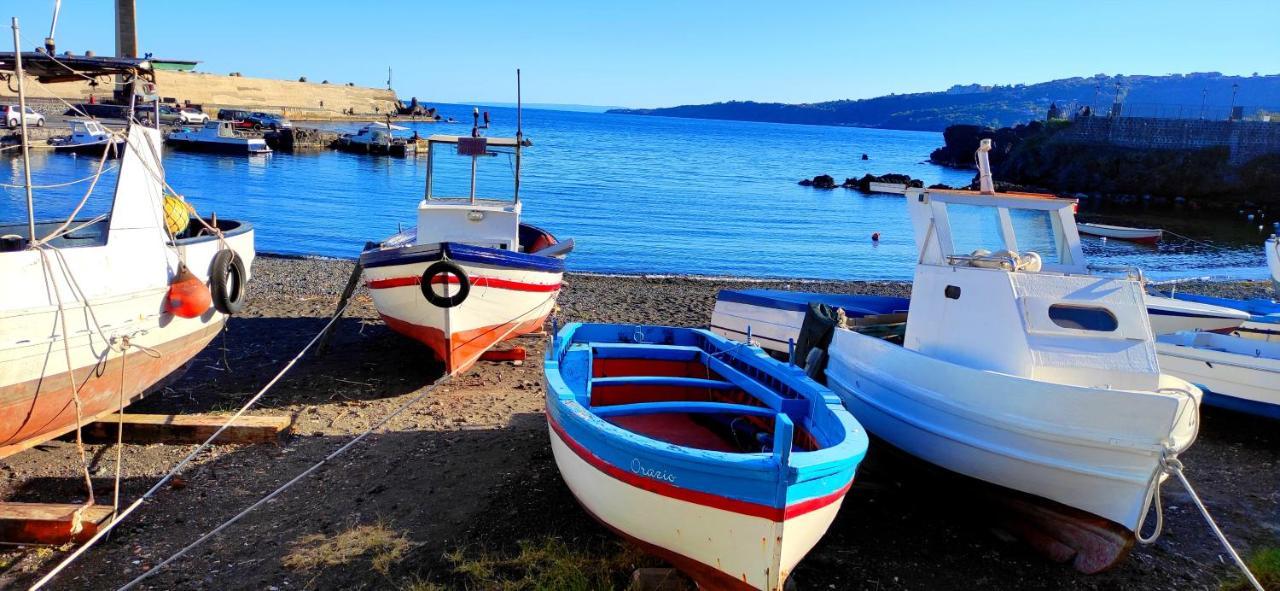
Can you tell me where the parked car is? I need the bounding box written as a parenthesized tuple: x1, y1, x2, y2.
(245, 112, 292, 130)
(216, 109, 256, 129)
(4, 105, 45, 128)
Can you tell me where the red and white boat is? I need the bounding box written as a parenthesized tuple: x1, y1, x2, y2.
(360, 109, 572, 375)
(1077, 222, 1163, 244)
(0, 54, 255, 458)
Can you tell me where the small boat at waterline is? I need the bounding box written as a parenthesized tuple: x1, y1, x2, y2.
(361, 109, 572, 374)
(48, 118, 124, 157)
(1078, 222, 1163, 244)
(166, 120, 271, 155)
(1156, 331, 1280, 419)
(336, 122, 417, 157)
(544, 323, 866, 591)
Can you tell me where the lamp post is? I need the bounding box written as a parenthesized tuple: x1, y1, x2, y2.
(1230, 83, 1239, 120)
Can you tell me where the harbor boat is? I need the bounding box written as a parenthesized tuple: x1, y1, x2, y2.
(47, 118, 124, 157)
(710, 289, 908, 356)
(1077, 222, 1163, 244)
(336, 122, 417, 157)
(361, 108, 572, 374)
(166, 120, 272, 154)
(0, 53, 256, 458)
(544, 323, 867, 591)
(1155, 331, 1280, 419)
(1143, 293, 1251, 335)
(818, 141, 1201, 572)
(867, 181, 908, 194)
(1145, 238, 1280, 341)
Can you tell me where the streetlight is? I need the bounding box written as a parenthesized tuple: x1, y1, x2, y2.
(1230, 83, 1239, 120)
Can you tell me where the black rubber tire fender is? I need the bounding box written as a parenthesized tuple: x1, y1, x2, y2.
(209, 249, 247, 315)
(420, 260, 469, 308)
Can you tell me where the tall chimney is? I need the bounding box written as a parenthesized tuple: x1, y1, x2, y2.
(115, 0, 137, 58)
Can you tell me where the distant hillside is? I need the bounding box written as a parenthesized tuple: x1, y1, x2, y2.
(609, 73, 1280, 131)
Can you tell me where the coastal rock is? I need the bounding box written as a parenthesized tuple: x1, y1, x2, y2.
(850, 173, 924, 192)
(799, 174, 837, 189)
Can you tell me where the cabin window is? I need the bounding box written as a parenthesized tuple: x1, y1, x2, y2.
(1048, 305, 1118, 332)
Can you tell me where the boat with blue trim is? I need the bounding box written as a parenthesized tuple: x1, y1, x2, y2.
(360, 106, 572, 374)
(166, 120, 271, 155)
(711, 289, 908, 357)
(47, 118, 124, 157)
(544, 323, 867, 591)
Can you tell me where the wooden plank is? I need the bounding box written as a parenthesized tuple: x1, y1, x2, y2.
(0, 502, 115, 545)
(82, 413, 294, 445)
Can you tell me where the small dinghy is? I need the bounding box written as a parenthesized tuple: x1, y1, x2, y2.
(1078, 222, 1163, 244)
(336, 122, 417, 157)
(711, 289, 908, 356)
(819, 141, 1201, 572)
(48, 118, 124, 157)
(362, 106, 572, 374)
(545, 323, 867, 591)
(1156, 331, 1280, 419)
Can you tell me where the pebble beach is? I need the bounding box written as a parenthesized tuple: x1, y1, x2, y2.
(0, 255, 1276, 590)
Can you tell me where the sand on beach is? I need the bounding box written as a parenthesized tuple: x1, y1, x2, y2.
(1, 255, 1275, 590)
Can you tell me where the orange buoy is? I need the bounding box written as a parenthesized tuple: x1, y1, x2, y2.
(166, 264, 212, 318)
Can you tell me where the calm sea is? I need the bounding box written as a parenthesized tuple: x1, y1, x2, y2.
(1, 105, 1271, 281)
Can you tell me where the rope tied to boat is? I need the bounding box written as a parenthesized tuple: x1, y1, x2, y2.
(1163, 452, 1263, 591)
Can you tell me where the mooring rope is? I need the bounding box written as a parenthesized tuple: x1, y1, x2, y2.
(29, 299, 352, 591)
(115, 373, 452, 591)
(116, 284, 557, 589)
(1163, 454, 1264, 591)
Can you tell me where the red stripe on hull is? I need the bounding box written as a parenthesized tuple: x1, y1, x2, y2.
(367, 275, 561, 293)
(381, 313, 549, 375)
(547, 411, 850, 521)
(0, 321, 223, 458)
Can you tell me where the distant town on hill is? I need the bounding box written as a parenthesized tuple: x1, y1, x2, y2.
(608, 73, 1280, 131)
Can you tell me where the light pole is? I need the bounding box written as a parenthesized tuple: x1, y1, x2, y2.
(1230, 82, 1239, 120)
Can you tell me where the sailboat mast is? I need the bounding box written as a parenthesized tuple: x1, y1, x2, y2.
(11, 17, 36, 242)
(514, 68, 522, 204)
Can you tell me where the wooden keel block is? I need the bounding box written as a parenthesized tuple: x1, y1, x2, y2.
(0, 502, 115, 545)
(480, 347, 526, 362)
(82, 413, 295, 445)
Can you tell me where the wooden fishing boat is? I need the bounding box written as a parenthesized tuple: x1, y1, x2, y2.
(166, 120, 271, 155)
(544, 323, 867, 591)
(817, 141, 1201, 572)
(1156, 331, 1280, 419)
(710, 289, 908, 355)
(361, 108, 572, 375)
(1077, 222, 1162, 244)
(0, 53, 255, 458)
(48, 119, 124, 157)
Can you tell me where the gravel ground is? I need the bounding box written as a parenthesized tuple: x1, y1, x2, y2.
(1, 256, 1275, 590)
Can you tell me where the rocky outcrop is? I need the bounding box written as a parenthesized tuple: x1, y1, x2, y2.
(929, 121, 1049, 169)
(798, 174, 837, 189)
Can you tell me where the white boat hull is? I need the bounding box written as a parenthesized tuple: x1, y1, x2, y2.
(826, 328, 1200, 532)
(548, 425, 842, 591)
(1144, 294, 1250, 335)
(1156, 332, 1280, 419)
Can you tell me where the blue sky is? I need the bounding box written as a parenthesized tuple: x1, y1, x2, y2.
(7, 1, 1278, 108)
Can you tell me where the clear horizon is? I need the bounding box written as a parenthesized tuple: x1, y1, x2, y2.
(6, 0, 1278, 109)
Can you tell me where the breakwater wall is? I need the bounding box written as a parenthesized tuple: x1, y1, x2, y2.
(1054, 116, 1280, 166)
(1, 71, 399, 120)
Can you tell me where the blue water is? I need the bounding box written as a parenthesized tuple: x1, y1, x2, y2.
(1, 105, 1270, 281)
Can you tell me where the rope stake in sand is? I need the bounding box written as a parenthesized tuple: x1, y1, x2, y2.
(29, 300, 352, 591)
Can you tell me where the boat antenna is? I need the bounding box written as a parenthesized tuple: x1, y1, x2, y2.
(11, 17, 37, 243)
(46, 0, 61, 53)
(514, 68, 522, 204)
(976, 138, 995, 195)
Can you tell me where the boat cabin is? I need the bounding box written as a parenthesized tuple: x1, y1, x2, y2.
(417, 134, 528, 251)
(67, 119, 109, 144)
(900, 150, 1159, 391)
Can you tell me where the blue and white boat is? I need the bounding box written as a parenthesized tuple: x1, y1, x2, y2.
(711, 289, 908, 357)
(544, 323, 867, 591)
